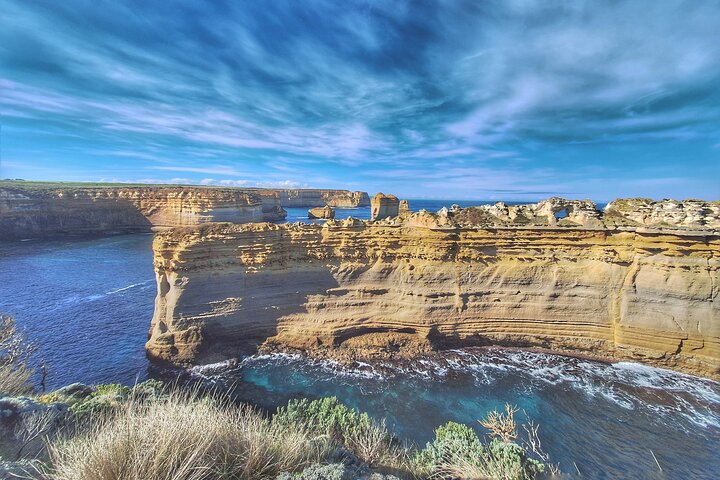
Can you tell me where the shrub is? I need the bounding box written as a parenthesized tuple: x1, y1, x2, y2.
(0, 314, 36, 396)
(275, 463, 347, 480)
(50, 389, 330, 480)
(272, 397, 404, 468)
(69, 383, 131, 418)
(413, 405, 550, 480)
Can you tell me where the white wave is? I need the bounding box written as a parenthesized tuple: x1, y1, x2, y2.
(105, 280, 153, 295)
(193, 346, 720, 431)
(188, 359, 239, 379)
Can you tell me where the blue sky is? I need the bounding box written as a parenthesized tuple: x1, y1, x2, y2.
(1, 0, 719, 201)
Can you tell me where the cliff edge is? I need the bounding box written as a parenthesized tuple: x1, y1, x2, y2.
(146, 197, 720, 378)
(0, 182, 370, 240)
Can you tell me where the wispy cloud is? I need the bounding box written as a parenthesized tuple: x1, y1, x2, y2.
(1, 0, 719, 200)
(149, 165, 243, 176)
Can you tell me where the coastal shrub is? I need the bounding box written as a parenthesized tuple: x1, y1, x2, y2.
(275, 463, 347, 480)
(50, 389, 330, 480)
(69, 383, 132, 417)
(44, 388, 554, 480)
(272, 397, 405, 468)
(131, 378, 170, 399)
(0, 314, 36, 396)
(412, 405, 549, 480)
(37, 383, 95, 406)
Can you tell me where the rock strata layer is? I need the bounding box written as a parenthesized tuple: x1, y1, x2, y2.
(0, 185, 282, 240)
(370, 193, 400, 220)
(0, 183, 370, 240)
(255, 189, 370, 208)
(146, 198, 720, 379)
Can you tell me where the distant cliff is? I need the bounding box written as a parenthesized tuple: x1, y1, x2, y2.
(0, 182, 370, 240)
(145, 198, 720, 378)
(0, 184, 283, 240)
(254, 189, 370, 208)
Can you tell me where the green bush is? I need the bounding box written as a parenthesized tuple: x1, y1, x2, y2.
(413, 421, 484, 472)
(272, 397, 403, 468)
(275, 463, 347, 480)
(274, 397, 375, 442)
(412, 413, 548, 480)
(69, 383, 131, 417)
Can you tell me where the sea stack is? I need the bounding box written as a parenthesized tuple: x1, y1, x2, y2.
(308, 205, 335, 219)
(370, 193, 400, 220)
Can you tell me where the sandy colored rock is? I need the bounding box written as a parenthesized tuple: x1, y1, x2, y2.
(603, 198, 720, 229)
(370, 193, 400, 221)
(0, 185, 285, 239)
(308, 206, 335, 219)
(0, 183, 369, 240)
(146, 202, 720, 379)
(254, 189, 370, 208)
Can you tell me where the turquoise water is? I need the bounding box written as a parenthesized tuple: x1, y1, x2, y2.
(0, 200, 717, 479)
(195, 351, 720, 480)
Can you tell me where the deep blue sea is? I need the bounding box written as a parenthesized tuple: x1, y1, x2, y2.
(0, 199, 717, 479)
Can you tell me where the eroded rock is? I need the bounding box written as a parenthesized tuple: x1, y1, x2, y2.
(308, 206, 335, 219)
(145, 202, 720, 378)
(370, 193, 400, 221)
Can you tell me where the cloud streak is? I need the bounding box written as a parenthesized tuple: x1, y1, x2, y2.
(1, 0, 719, 200)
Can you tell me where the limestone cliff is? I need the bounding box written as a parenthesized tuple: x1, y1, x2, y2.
(0, 184, 286, 240)
(146, 202, 720, 378)
(370, 193, 400, 220)
(254, 189, 370, 208)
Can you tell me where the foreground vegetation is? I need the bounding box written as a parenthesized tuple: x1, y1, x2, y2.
(1, 385, 557, 480)
(0, 315, 36, 397)
(1, 315, 557, 479)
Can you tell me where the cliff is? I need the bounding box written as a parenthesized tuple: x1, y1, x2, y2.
(253, 189, 370, 208)
(0, 184, 285, 240)
(370, 193, 400, 220)
(146, 198, 720, 378)
(0, 182, 370, 240)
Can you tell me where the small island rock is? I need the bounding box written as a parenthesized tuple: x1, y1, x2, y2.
(308, 205, 335, 219)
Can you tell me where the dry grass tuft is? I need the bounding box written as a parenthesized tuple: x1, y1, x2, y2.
(50, 390, 330, 480)
(0, 314, 36, 396)
(479, 404, 518, 443)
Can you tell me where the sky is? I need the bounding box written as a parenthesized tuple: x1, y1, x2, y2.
(1, 0, 719, 201)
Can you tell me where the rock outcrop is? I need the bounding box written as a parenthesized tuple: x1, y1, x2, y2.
(603, 198, 720, 229)
(451, 198, 604, 228)
(308, 206, 335, 219)
(255, 189, 370, 208)
(0, 184, 286, 240)
(370, 193, 400, 220)
(146, 199, 720, 378)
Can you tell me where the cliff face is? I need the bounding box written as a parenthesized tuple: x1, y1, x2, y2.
(146, 206, 720, 378)
(370, 193, 400, 220)
(0, 186, 287, 240)
(255, 189, 370, 208)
